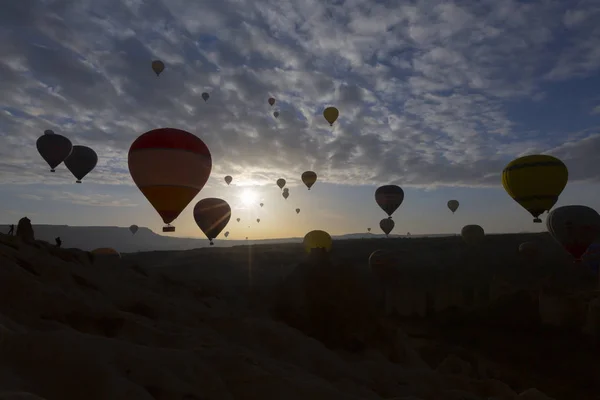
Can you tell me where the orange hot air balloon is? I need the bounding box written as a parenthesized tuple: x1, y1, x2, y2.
(268, 97, 275, 106)
(128, 128, 212, 232)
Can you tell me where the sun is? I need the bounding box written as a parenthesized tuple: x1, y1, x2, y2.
(240, 189, 258, 206)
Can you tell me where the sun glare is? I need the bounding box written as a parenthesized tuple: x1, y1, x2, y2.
(240, 189, 258, 206)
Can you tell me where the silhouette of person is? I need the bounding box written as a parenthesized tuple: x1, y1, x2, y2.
(55, 237, 62, 248)
(7, 224, 14, 236)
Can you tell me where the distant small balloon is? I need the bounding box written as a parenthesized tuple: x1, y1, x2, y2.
(282, 191, 289, 200)
(447, 200, 459, 214)
(224, 231, 229, 238)
(236, 218, 240, 222)
(276, 178, 286, 190)
(202, 92, 210, 102)
(367, 228, 371, 232)
(129, 225, 139, 235)
(260, 203, 264, 207)
(268, 97, 275, 106)
(323, 106, 339, 126)
(151, 60, 165, 76)
(296, 208, 300, 214)
(225, 175, 233, 185)
(257, 218, 260, 223)
(380, 218, 395, 237)
(273, 111, 279, 119)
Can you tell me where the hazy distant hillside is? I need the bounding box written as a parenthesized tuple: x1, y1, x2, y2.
(0, 223, 455, 253)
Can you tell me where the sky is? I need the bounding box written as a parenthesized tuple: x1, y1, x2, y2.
(2, 0, 600, 241)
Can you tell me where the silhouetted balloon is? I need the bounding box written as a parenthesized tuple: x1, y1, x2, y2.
(273, 111, 279, 119)
(369, 250, 398, 280)
(323, 107, 339, 126)
(257, 218, 260, 223)
(283, 187, 289, 192)
(225, 175, 233, 185)
(151, 60, 165, 76)
(519, 241, 539, 261)
(224, 231, 229, 238)
(236, 218, 240, 222)
(447, 200, 459, 214)
(367, 228, 371, 232)
(260, 203, 264, 207)
(301, 171, 317, 190)
(128, 128, 212, 232)
(461, 225, 485, 245)
(546, 205, 600, 260)
(202, 92, 210, 102)
(64, 145, 97, 183)
(36, 132, 73, 172)
(268, 97, 275, 106)
(282, 191, 289, 200)
(193, 198, 231, 246)
(296, 208, 300, 214)
(129, 225, 139, 235)
(375, 185, 404, 217)
(380, 218, 394, 236)
(303, 230, 332, 253)
(276, 178, 286, 189)
(502, 155, 568, 223)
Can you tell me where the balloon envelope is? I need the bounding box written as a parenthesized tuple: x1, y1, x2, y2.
(36, 133, 73, 172)
(236, 218, 240, 222)
(380, 218, 395, 236)
(369, 249, 399, 280)
(268, 97, 275, 106)
(461, 225, 485, 245)
(193, 198, 231, 245)
(303, 230, 332, 253)
(129, 225, 139, 235)
(323, 107, 339, 126)
(202, 92, 209, 101)
(276, 178, 286, 189)
(225, 175, 232, 185)
(151, 60, 165, 76)
(260, 203, 264, 207)
(375, 185, 404, 217)
(502, 155, 568, 223)
(273, 111, 279, 118)
(296, 208, 300, 214)
(64, 145, 97, 183)
(447, 200, 459, 213)
(224, 231, 229, 238)
(546, 205, 600, 260)
(282, 191, 289, 199)
(301, 171, 317, 190)
(128, 128, 212, 230)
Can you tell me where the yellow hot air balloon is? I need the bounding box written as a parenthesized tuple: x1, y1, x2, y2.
(151, 60, 165, 76)
(323, 107, 339, 126)
(501, 155, 568, 223)
(303, 230, 332, 253)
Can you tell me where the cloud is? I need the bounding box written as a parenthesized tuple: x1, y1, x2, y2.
(42, 191, 138, 207)
(1, 0, 600, 191)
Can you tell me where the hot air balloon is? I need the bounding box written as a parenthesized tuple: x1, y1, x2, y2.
(36, 132, 73, 172)
(268, 97, 275, 106)
(380, 218, 394, 237)
(257, 218, 260, 223)
(296, 208, 300, 214)
(193, 198, 231, 246)
(129, 225, 139, 235)
(447, 200, 459, 214)
(273, 111, 279, 119)
(502, 155, 568, 223)
(375, 185, 404, 217)
(224, 231, 229, 238)
(303, 230, 332, 253)
(260, 203, 264, 207)
(128, 128, 212, 232)
(367, 228, 371, 232)
(151, 60, 165, 76)
(301, 171, 317, 190)
(225, 175, 233, 185)
(276, 178, 286, 189)
(64, 145, 98, 183)
(91, 247, 121, 266)
(546, 205, 600, 261)
(237, 218, 240, 222)
(202, 92, 210, 102)
(283, 187, 289, 192)
(323, 106, 339, 126)
(369, 249, 399, 280)
(282, 191, 289, 200)
(461, 225, 485, 246)
(519, 241, 539, 261)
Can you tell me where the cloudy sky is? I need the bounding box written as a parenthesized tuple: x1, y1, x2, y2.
(2, 0, 600, 240)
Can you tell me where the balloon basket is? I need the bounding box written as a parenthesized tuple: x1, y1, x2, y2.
(50, 169, 55, 173)
(76, 180, 82, 183)
(163, 226, 175, 233)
